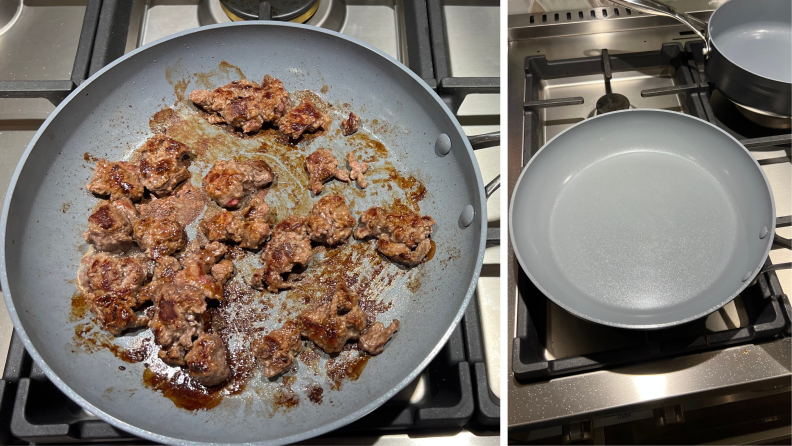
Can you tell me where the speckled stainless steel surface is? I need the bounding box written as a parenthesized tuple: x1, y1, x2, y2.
(508, 1, 791, 431)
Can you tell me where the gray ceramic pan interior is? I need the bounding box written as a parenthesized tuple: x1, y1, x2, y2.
(0, 23, 486, 445)
(510, 109, 775, 329)
(708, 0, 792, 84)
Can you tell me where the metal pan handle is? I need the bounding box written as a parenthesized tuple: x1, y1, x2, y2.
(469, 132, 501, 199)
(610, 0, 710, 55)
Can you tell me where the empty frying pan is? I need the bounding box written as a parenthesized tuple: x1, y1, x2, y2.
(612, 0, 792, 117)
(509, 109, 775, 329)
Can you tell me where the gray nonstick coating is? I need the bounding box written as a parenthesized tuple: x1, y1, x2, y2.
(0, 23, 486, 445)
(709, 0, 791, 84)
(509, 109, 775, 329)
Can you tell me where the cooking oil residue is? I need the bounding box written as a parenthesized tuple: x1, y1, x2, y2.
(271, 375, 300, 415)
(426, 240, 436, 262)
(143, 368, 223, 410)
(326, 353, 370, 391)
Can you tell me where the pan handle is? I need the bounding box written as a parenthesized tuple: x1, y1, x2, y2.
(609, 0, 710, 55)
(468, 132, 501, 199)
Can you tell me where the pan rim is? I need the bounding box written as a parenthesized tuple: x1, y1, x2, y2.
(707, 0, 792, 85)
(508, 108, 776, 330)
(0, 21, 487, 446)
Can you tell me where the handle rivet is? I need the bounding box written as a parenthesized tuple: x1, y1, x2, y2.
(741, 270, 753, 282)
(435, 133, 451, 156)
(459, 205, 475, 228)
(760, 226, 769, 239)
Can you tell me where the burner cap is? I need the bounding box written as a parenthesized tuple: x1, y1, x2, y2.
(596, 93, 630, 115)
(220, 0, 319, 22)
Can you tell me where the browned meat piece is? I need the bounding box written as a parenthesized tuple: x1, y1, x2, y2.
(297, 284, 367, 354)
(148, 283, 206, 366)
(376, 239, 432, 267)
(346, 152, 370, 189)
(76, 252, 152, 335)
(341, 112, 360, 136)
(185, 333, 231, 386)
(278, 98, 327, 139)
(189, 77, 290, 133)
(251, 216, 312, 292)
(305, 149, 349, 195)
(111, 198, 140, 224)
(86, 160, 144, 201)
(82, 200, 138, 252)
(359, 320, 400, 355)
(354, 207, 435, 266)
(307, 195, 355, 245)
(174, 242, 232, 301)
(138, 134, 192, 197)
(132, 217, 187, 259)
(203, 160, 274, 208)
(201, 190, 271, 249)
(252, 320, 302, 378)
(137, 255, 180, 304)
(212, 260, 235, 283)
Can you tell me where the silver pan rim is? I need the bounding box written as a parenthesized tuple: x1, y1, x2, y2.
(0, 21, 487, 446)
(508, 108, 776, 330)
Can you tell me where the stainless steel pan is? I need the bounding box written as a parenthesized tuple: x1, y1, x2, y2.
(509, 109, 775, 329)
(0, 23, 488, 445)
(613, 0, 791, 117)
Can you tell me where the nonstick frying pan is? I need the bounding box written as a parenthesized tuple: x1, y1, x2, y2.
(0, 23, 488, 445)
(509, 109, 775, 329)
(612, 0, 791, 117)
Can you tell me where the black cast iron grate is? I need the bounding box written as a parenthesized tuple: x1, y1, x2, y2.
(0, 0, 500, 442)
(513, 42, 792, 383)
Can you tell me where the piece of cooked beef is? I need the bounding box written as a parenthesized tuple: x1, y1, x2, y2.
(251, 320, 302, 378)
(148, 283, 207, 366)
(305, 149, 349, 195)
(278, 98, 327, 139)
(137, 255, 180, 304)
(203, 160, 274, 208)
(359, 320, 399, 355)
(346, 152, 370, 189)
(296, 284, 368, 354)
(201, 190, 270, 249)
(174, 241, 233, 301)
(307, 195, 355, 245)
(76, 251, 152, 335)
(137, 134, 192, 197)
(353, 207, 436, 266)
(188, 76, 290, 133)
(87, 160, 145, 201)
(341, 112, 360, 136)
(251, 216, 312, 292)
(185, 333, 231, 386)
(83, 199, 138, 252)
(133, 217, 187, 259)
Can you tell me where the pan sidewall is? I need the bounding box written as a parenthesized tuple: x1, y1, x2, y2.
(706, 0, 792, 115)
(0, 22, 487, 446)
(509, 108, 776, 330)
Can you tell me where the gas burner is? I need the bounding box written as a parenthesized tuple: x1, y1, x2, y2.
(221, 0, 319, 22)
(595, 93, 630, 115)
(199, 0, 345, 31)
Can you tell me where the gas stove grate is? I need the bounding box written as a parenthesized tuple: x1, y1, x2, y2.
(0, 0, 499, 442)
(513, 42, 791, 383)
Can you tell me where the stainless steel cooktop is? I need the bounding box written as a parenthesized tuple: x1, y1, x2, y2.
(508, 0, 790, 440)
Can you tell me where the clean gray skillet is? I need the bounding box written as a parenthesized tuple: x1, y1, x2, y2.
(0, 22, 487, 445)
(510, 109, 775, 329)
